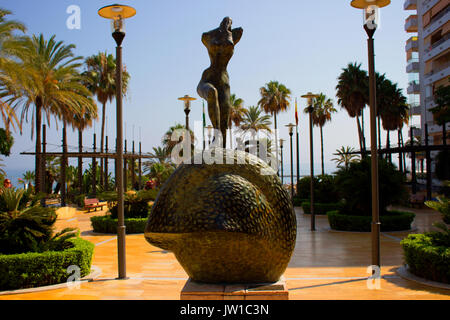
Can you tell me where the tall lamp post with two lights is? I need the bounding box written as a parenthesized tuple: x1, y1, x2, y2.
(98, 3, 136, 279)
(302, 92, 319, 231)
(350, 0, 391, 268)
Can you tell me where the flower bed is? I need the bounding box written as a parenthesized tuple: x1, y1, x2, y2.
(90, 215, 147, 234)
(401, 233, 450, 284)
(327, 210, 415, 232)
(0, 238, 94, 291)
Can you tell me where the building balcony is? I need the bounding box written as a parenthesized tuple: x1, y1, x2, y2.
(423, 0, 440, 12)
(423, 6, 450, 38)
(406, 61, 420, 73)
(424, 64, 450, 85)
(406, 36, 419, 52)
(424, 34, 450, 62)
(404, 0, 417, 10)
(407, 81, 420, 94)
(409, 103, 421, 116)
(405, 15, 418, 33)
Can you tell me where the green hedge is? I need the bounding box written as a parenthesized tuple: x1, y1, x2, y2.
(0, 238, 94, 291)
(301, 202, 344, 215)
(90, 215, 147, 234)
(401, 234, 450, 284)
(327, 210, 415, 232)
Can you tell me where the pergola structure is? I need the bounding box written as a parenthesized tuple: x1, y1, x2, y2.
(21, 124, 158, 206)
(348, 125, 448, 200)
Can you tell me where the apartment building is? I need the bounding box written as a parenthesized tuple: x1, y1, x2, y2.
(405, 0, 449, 145)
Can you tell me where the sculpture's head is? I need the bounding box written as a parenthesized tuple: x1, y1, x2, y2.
(201, 17, 243, 58)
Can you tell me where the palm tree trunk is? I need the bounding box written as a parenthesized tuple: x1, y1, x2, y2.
(100, 102, 106, 191)
(377, 115, 382, 158)
(361, 110, 366, 151)
(320, 125, 324, 176)
(386, 130, 391, 163)
(35, 98, 42, 193)
(356, 116, 364, 157)
(229, 126, 233, 150)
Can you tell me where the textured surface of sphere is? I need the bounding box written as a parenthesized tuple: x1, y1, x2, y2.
(145, 150, 297, 283)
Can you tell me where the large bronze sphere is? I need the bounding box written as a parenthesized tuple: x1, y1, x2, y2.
(145, 150, 297, 283)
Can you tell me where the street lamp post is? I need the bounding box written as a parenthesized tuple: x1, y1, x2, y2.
(280, 139, 285, 185)
(286, 123, 296, 202)
(351, 0, 390, 269)
(178, 95, 196, 131)
(98, 3, 136, 280)
(302, 92, 319, 231)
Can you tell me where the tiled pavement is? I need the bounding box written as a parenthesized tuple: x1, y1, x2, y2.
(1, 205, 449, 300)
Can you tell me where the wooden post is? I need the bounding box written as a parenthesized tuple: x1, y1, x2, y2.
(131, 140, 136, 190)
(78, 130, 83, 194)
(61, 124, 67, 207)
(425, 124, 432, 200)
(105, 136, 109, 191)
(138, 141, 142, 190)
(411, 127, 417, 195)
(92, 134, 97, 197)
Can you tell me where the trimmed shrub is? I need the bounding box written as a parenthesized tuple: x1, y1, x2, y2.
(0, 237, 94, 290)
(301, 202, 344, 215)
(425, 197, 450, 225)
(100, 189, 156, 219)
(90, 215, 147, 234)
(296, 175, 340, 204)
(401, 233, 450, 284)
(334, 157, 408, 216)
(327, 210, 415, 232)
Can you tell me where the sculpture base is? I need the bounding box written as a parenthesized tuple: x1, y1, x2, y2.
(180, 276, 288, 300)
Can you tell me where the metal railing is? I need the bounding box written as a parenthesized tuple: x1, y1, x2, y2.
(425, 33, 450, 53)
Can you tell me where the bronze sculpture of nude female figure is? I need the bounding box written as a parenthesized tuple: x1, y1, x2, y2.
(197, 17, 243, 148)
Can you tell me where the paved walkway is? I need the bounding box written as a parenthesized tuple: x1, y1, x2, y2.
(1, 205, 449, 300)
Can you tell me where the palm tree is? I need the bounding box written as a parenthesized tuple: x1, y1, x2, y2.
(258, 81, 291, 166)
(336, 63, 368, 153)
(240, 106, 272, 139)
(309, 93, 337, 175)
(83, 52, 130, 188)
(378, 80, 409, 162)
(162, 124, 194, 159)
(21, 170, 34, 189)
(332, 146, 359, 170)
(149, 146, 170, 164)
(3, 34, 95, 194)
(143, 146, 170, 175)
(229, 94, 245, 149)
(0, 8, 26, 133)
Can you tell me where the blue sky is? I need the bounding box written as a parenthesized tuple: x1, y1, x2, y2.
(2, 0, 412, 181)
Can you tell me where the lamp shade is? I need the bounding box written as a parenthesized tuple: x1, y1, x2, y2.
(301, 92, 319, 106)
(98, 4, 136, 19)
(350, 0, 390, 9)
(285, 123, 295, 135)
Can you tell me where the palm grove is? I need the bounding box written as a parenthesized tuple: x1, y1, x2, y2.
(2, 7, 446, 198)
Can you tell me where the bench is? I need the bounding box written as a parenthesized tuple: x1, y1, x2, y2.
(84, 198, 104, 212)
